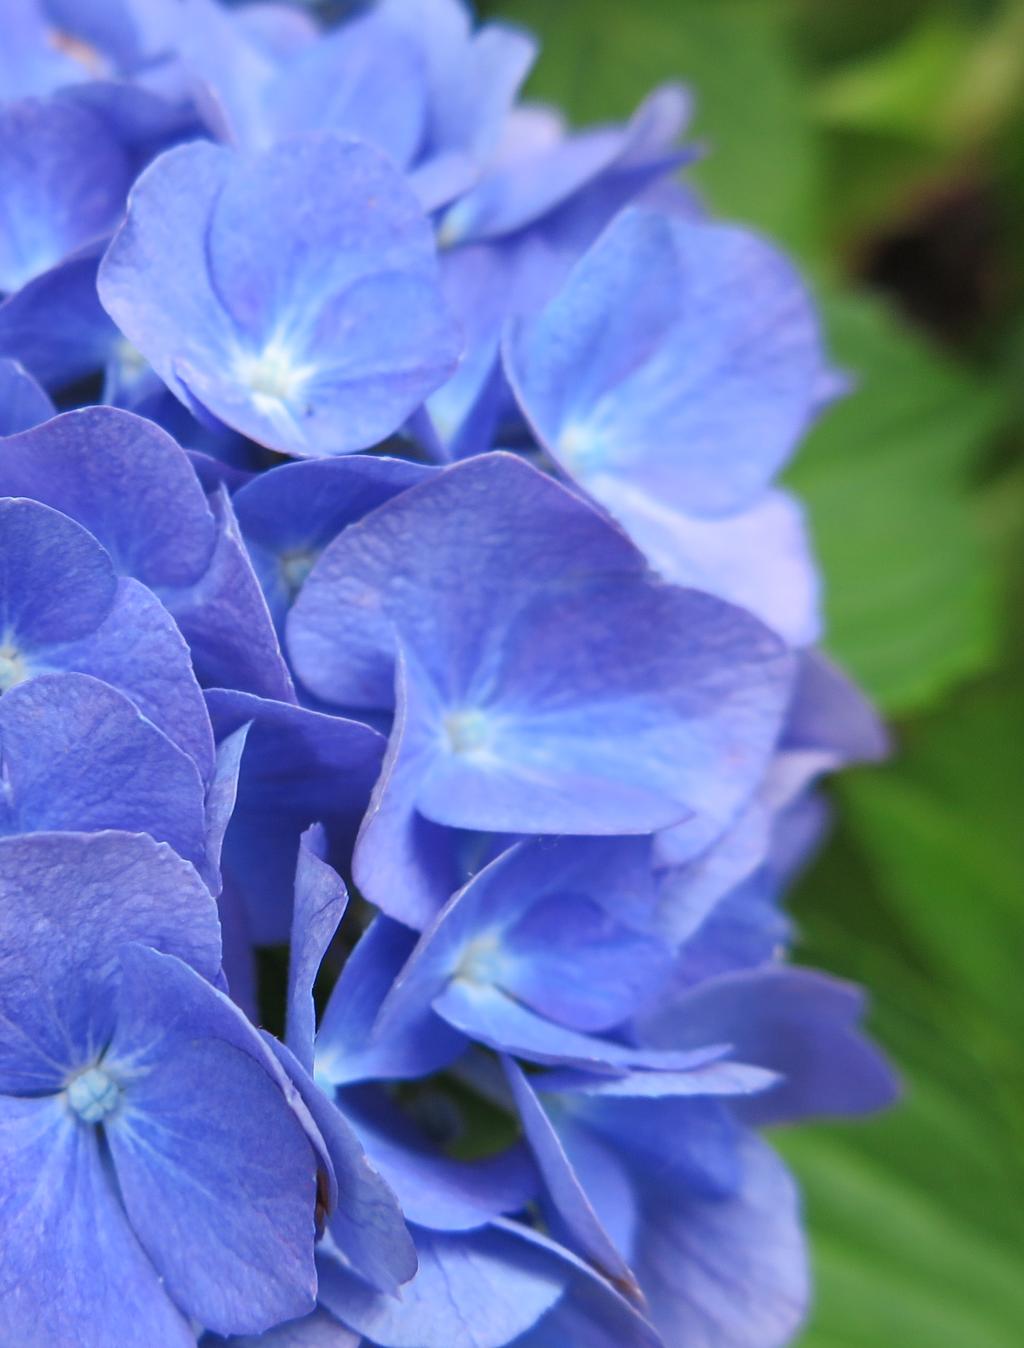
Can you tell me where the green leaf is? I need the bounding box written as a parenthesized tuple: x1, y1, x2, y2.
(814, 5, 1024, 149)
(788, 667, 1024, 1345)
(813, 14, 973, 145)
(778, 1127, 1024, 1348)
(788, 293, 1003, 713)
(807, 5, 1024, 243)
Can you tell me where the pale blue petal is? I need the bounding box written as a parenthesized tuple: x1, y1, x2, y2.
(506, 210, 826, 516)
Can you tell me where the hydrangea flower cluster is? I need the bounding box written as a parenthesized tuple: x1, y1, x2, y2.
(0, 3, 897, 1346)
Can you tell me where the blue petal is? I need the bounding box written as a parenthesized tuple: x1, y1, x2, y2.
(206, 690, 385, 944)
(439, 83, 690, 246)
(608, 486, 821, 647)
(287, 824, 349, 1074)
(43, 1, 176, 78)
(0, 496, 115, 647)
(315, 916, 465, 1087)
(783, 649, 889, 764)
(433, 980, 727, 1075)
(627, 1134, 809, 1348)
(377, 0, 536, 167)
(0, 1, 109, 100)
(98, 139, 239, 405)
(0, 830, 220, 1094)
(351, 650, 474, 928)
(0, 673, 207, 876)
(495, 1219, 664, 1348)
(634, 967, 899, 1125)
(504, 1058, 638, 1295)
(561, 1091, 745, 1204)
(654, 800, 776, 948)
(0, 246, 119, 386)
(289, 453, 641, 712)
(0, 406, 218, 589)
(234, 454, 434, 629)
(267, 12, 428, 165)
(505, 209, 827, 516)
(48, 574, 216, 780)
(426, 123, 696, 457)
(161, 0, 286, 148)
(338, 1085, 537, 1233)
(0, 96, 131, 293)
(202, 1308, 359, 1348)
(500, 891, 672, 1032)
(234, 4, 321, 57)
(0, 357, 54, 433)
(375, 838, 672, 1050)
(106, 945, 318, 1336)
(267, 1038, 417, 1295)
(166, 485, 297, 702)
(203, 721, 251, 898)
(671, 872, 791, 990)
(319, 1221, 566, 1348)
(0, 1093, 194, 1347)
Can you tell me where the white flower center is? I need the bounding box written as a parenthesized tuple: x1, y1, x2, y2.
(0, 644, 27, 693)
(235, 338, 315, 409)
(443, 709, 492, 757)
(66, 1066, 121, 1124)
(456, 931, 504, 984)
(280, 547, 319, 597)
(557, 422, 604, 474)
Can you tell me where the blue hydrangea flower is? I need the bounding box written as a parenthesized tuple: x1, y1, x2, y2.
(98, 134, 460, 456)
(0, 96, 132, 297)
(0, 94, 130, 385)
(0, 831, 318, 1344)
(288, 451, 794, 925)
(276, 844, 676, 1348)
(504, 208, 835, 644)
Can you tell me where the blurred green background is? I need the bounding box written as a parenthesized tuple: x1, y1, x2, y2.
(474, 1, 1024, 1343)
